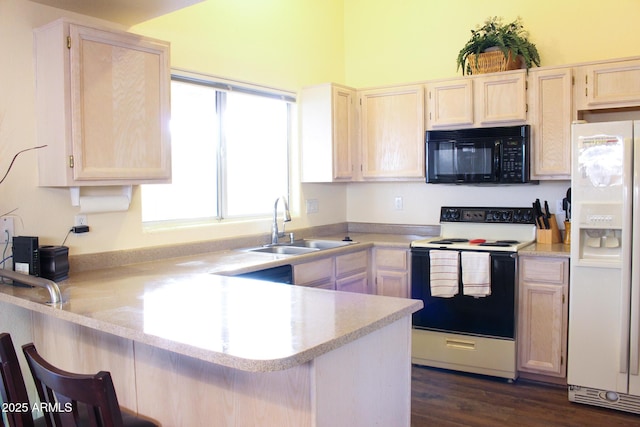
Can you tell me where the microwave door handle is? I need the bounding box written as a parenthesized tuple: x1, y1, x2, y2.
(493, 141, 501, 181)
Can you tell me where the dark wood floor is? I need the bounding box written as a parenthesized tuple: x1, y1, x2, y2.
(411, 365, 640, 426)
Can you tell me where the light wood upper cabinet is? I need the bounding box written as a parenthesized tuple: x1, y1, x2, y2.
(575, 58, 640, 110)
(34, 19, 171, 187)
(426, 79, 474, 128)
(528, 67, 574, 179)
(518, 256, 569, 379)
(426, 70, 527, 129)
(359, 85, 425, 180)
(475, 70, 527, 125)
(300, 83, 356, 182)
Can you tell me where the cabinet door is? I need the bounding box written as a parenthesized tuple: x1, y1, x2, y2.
(518, 257, 569, 378)
(293, 258, 334, 287)
(426, 79, 474, 129)
(333, 86, 355, 180)
(335, 250, 368, 279)
(300, 83, 356, 182)
(475, 70, 527, 125)
(336, 271, 368, 294)
(69, 24, 171, 182)
(576, 59, 640, 110)
(374, 247, 409, 298)
(35, 20, 171, 186)
(359, 85, 425, 180)
(376, 270, 409, 298)
(528, 68, 573, 179)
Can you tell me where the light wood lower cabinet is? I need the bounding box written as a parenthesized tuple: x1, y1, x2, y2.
(335, 250, 369, 293)
(517, 256, 569, 380)
(293, 257, 335, 289)
(294, 249, 369, 293)
(373, 247, 410, 298)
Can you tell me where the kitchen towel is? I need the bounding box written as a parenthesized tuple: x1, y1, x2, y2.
(461, 252, 491, 297)
(429, 250, 459, 298)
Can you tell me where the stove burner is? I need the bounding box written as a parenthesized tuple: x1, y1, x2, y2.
(429, 238, 469, 245)
(478, 240, 521, 247)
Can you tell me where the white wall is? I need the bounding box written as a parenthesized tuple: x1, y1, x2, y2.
(347, 181, 570, 227)
(0, 0, 347, 256)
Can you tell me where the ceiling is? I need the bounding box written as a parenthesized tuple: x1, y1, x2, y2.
(29, 0, 205, 26)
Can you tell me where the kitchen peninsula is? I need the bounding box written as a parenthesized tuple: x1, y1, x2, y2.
(0, 245, 422, 426)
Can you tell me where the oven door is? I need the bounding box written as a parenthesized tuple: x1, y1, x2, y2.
(411, 248, 517, 339)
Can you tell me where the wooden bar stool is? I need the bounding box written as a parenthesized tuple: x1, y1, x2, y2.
(21, 343, 158, 427)
(0, 333, 45, 427)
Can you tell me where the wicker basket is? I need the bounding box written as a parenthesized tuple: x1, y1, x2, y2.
(467, 50, 523, 74)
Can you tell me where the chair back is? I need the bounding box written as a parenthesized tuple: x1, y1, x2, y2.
(0, 333, 34, 427)
(22, 343, 124, 427)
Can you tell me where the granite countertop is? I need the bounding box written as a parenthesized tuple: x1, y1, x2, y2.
(519, 242, 571, 258)
(0, 234, 424, 373)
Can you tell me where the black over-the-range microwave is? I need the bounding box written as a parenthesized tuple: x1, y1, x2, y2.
(425, 124, 531, 184)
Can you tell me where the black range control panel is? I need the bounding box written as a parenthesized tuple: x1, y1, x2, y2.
(440, 207, 535, 224)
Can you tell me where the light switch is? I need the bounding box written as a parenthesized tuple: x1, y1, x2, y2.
(306, 199, 319, 214)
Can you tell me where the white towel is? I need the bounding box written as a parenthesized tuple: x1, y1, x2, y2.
(429, 250, 459, 298)
(461, 252, 491, 297)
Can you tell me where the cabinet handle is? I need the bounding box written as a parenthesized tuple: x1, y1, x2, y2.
(67, 36, 71, 49)
(68, 155, 74, 168)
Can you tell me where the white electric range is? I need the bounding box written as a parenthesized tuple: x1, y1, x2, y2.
(410, 206, 537, 380)
(411, 208, 537, 252)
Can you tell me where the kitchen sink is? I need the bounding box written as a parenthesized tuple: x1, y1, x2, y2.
(244, 239, 356, 256)
(289, 239, 355, 249)
(248, 246, 320, 255)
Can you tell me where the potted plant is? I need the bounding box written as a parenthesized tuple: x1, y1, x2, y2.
(456, 16, 540, 75)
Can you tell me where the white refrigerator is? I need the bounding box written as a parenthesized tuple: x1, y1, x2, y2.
(568, 120, 640, 413)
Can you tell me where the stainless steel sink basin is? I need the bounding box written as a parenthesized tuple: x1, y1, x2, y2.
(248, 246, 320, 255)
(289, 239, 355, 249)
(244, 239, 356, 256)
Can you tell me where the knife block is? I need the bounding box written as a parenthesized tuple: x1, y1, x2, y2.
(536, 215, 562, 244)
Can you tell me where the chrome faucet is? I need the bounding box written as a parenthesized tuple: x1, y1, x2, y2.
(271, 196, 292, 245)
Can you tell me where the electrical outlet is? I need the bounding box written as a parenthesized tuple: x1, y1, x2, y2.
(0, 217, 14, 244)
(74, 214, 88, 227)
(394, 197, 403, 210)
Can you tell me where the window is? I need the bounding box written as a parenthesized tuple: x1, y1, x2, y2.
(141, 74, 294, 224)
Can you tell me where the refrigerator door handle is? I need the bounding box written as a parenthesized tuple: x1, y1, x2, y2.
(619, 127, 634, 375)
(621, 264, 632, 374)
(630, 123, 640, 377)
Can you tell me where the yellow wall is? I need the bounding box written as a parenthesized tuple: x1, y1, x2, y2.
(131, 0, 346, 91)
(343, 0, 640, 87)
(2, 0, 640, 256)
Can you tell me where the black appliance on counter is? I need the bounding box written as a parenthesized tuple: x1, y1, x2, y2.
(425, 124, 531, 184)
